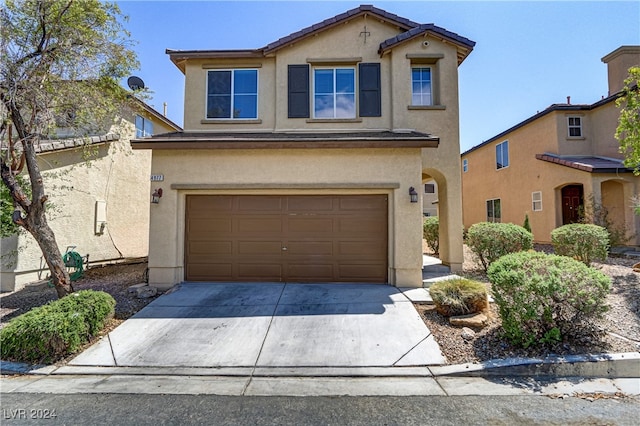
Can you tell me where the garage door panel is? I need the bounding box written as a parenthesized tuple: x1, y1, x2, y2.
(190, 241, 233, 255)
(238, 241, 283, 255)
(339, 196, 387, 211)
(287, 196, 334, 212)
(338, 241, 386, 257)
(188, 263, 233, 280)
(287, 241, 334, 255)
(339, 264, 387, 280)
(188, 196, 234, 213)
(237, 217, 283, 233)
(287, 264, 334, 281)
(237, 196, 283, 212)
(338, 218, 385, 233)
(188, 218, 233, 235)
(237, 263, 282, 280)
(185, 195, 387, 282)
(288, 217, 334, 233)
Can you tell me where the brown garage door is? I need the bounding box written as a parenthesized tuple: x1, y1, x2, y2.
(185, 195, 387, 282)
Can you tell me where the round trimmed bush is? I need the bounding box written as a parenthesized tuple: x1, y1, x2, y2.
(487, 251, 611, 348)
(551, 223, 609, 266)
(429, 278, 488, 317)
(466, 222, 533, 271)
(0, 290, 116, 363)
(422, 216, 439, 254)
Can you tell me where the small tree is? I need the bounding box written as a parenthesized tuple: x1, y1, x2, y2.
(522, 214, 531, 233)
(616, 66, 640, 175)
(1, 0, 138, 298)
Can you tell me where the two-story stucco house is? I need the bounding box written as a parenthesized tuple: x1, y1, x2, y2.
(461, 46, 640, 246)
(1, 99, 181, 291)
(132, 5, 475, 289)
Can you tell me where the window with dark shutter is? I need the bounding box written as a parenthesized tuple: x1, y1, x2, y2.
(288, 64, 310, 118)
(359, 63, 381, 117)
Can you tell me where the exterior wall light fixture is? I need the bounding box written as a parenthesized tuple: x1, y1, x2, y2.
(151, 188, 163, 204)
(409, 186, 418, 203)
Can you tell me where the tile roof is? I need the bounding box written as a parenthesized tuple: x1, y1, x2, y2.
(35, 133, 120, 154)
(131, 130, 439, 150)
(378, 23, 475, 54)
(535, 153, 635, 173)
(167, 5, 475, 67)
(263, 5, 419, 53)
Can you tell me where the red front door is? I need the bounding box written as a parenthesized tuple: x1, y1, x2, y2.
(561, 185, 583, 224)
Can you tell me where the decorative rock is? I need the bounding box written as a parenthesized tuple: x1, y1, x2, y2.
(633, 262, 640, 273)
(128, 283, 148, 294)
(461, 327, 476, 341)
(136, 285, 158, 299)
(449, 312, 488, 328)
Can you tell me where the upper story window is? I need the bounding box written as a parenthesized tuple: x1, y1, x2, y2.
(496, 140, 509, 170)
(207, 69, 258, 119)
(135, 115, 153, 138)
(568, 116, 582, 137)
(288, 63, 380, 119)
(313, 68, 355, 118)
(411, 67, 432, 106)
(462, 158, 468, 173)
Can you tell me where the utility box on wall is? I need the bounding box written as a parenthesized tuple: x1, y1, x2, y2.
(95, 200, 107, 235)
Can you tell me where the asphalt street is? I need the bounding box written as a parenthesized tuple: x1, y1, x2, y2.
(1, 394, 639, 425)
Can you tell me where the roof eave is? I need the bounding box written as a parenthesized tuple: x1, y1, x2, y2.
(166, 49, 265, 73)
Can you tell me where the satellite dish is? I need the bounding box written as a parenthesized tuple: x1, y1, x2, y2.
(127, 76, 145, 91)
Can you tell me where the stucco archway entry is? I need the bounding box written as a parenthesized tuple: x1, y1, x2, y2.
(421, 168, 463, 272)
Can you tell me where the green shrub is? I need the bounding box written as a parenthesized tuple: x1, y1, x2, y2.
(429, 278, 488, 317)
(551, 223, 609, 266)
(488, 251, 611, 348)
(523, 214, 531, 233)
(466, 222, 533, 271)
(422, 216, 439, 254)
(0, 290, 115, 364)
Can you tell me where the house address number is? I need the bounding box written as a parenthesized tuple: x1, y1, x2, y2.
(150, 174, 164, 182)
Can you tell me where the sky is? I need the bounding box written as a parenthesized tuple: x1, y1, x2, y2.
(115, 0, 640, 153)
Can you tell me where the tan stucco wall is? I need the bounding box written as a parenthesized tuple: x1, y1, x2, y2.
(147, 148, 425, 289)
(462, 104, 640, 245)
(1, 109, 177, 291)
(602, 46, 640, 95)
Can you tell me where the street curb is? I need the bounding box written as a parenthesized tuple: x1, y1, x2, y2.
(429, 352, 640, 378)
(2, 352, 639, 379)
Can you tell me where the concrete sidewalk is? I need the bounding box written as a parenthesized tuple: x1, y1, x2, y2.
(67, 282, 446, 369)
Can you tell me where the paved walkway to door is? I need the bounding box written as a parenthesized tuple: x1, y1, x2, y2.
(69, 283, 446, 369)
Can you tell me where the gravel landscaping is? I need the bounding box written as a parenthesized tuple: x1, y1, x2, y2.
(417, 244, 640, 364)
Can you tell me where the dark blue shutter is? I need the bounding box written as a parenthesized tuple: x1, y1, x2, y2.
(288, 65, 310, 118)
(359, 63, 381, 117)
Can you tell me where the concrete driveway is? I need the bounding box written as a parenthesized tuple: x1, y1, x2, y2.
(70, 283, 445, 368)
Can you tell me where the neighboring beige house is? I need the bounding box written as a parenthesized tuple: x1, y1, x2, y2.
(132, 5, 475, 289)
(462, 46, 640, 245)
(1, 99, 181, 291)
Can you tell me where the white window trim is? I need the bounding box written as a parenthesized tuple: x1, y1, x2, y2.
(567, 116, 583, 138)
(411, 65, 433, 107)
(496, 140, 509, 170)
(205, 69, 259, 120)
(312, 66, 356, 119)
(532, 191, 543, 211)
(462, 158, 468, 173)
